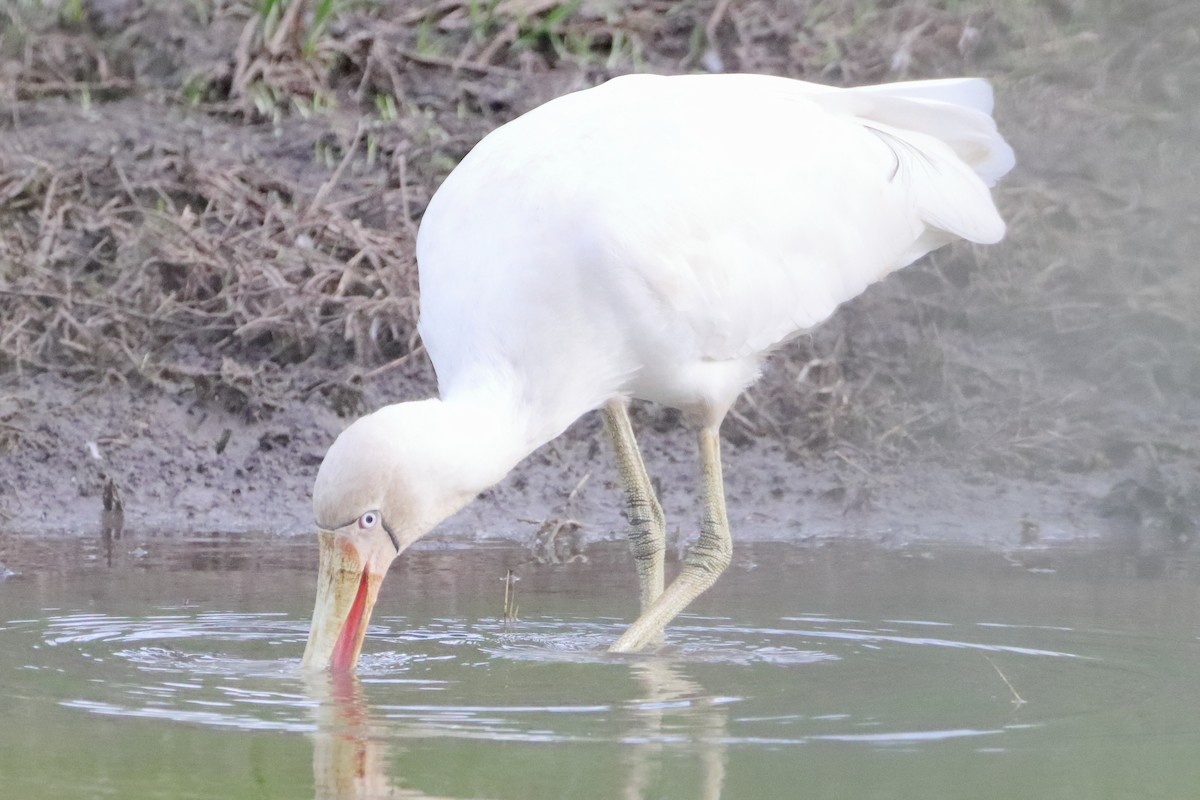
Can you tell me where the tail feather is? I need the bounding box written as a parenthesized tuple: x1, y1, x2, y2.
(848, 77, 997, 114)
(795, 77, 1014, 247)
(838, 78, 1016, 187)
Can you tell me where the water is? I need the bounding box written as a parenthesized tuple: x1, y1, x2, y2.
(1, 532, 1198, 799)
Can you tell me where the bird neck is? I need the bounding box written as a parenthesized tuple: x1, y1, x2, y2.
(379, 391, 540, 542)
(429, 393, 535, 496)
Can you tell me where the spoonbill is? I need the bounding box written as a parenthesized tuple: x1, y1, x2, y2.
(301, 73, 1015, 671)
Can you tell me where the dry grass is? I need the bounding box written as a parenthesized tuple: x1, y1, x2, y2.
(0, 0, 1018, 388)
(0, 120, 419, 391)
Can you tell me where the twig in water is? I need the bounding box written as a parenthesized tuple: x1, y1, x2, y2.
(502, 569, 519, 625)
(983, 655, 1026, 707)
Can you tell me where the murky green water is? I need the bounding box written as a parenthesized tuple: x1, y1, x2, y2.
(1, 531, 1198, 799)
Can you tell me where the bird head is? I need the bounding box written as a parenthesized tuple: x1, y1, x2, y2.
(300, 398, 516, 671)
(300, 399, 497, 672)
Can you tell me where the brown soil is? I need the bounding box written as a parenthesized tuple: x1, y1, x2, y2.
(1, 1, 1197, 560)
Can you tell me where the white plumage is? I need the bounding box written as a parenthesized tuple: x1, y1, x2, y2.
(416, 73, 1012, 434)
(302, 73, 1014, 671)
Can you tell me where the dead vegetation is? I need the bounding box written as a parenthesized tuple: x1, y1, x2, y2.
(0, 133, 418, 376)
(0, 1, 1031, 383)
(1, 0, 1198, 510)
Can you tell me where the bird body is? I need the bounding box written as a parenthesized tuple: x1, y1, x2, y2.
(303, 73, 1015, 671)
(416, 73, 1011, 436)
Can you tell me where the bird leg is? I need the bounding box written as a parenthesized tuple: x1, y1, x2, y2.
(602, 399, 666, 612)
(610, 425, 732, 653)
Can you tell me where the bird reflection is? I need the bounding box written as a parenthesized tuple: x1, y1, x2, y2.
(303, 670, 446, 800)
(622, 660, 728, 800)
(303, 658, 729, 799)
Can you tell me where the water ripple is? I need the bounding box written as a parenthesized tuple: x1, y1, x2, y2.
(9, 602, 1168, 750)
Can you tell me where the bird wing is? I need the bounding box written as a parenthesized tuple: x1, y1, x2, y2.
(567, 74, 1014, 360)
(416, 73, 1014, 421)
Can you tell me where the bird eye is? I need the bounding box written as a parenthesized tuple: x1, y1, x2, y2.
(357, 511, 379, 529)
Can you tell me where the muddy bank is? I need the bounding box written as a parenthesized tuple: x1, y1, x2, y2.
(0, 355, 1154, 558)
(1, 1, 1198, 555)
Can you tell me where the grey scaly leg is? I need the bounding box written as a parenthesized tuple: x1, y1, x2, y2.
(610, 425, 732, 653)
(602, 399, 666, 613)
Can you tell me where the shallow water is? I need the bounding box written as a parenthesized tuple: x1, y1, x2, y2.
(1, 532, 1199, 799)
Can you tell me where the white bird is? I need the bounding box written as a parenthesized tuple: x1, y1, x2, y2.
(301, 73, 1015, 671)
